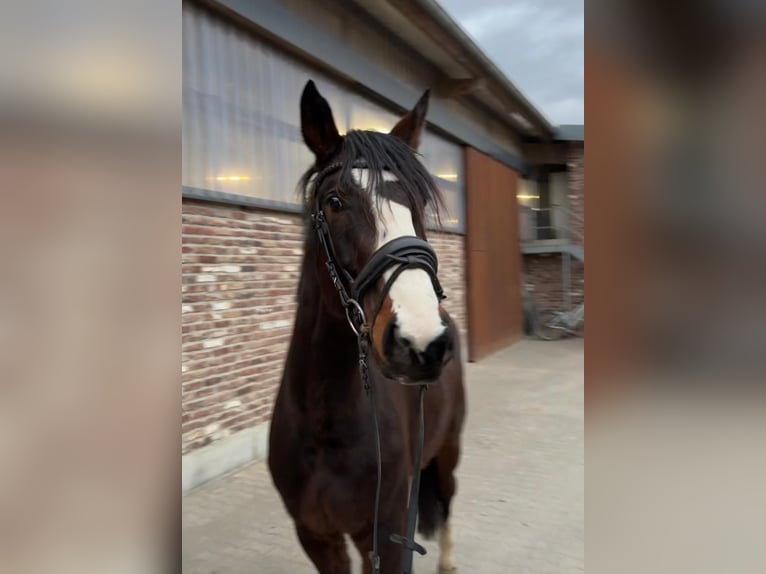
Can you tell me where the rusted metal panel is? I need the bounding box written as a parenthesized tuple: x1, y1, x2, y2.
(465, 148, 523, 361)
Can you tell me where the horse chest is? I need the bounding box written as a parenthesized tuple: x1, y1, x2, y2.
(271, 373, 408, 533)
(298, 442, 373, 534)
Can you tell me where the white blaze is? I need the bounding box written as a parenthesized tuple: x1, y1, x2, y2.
(352, 168, 445, 352)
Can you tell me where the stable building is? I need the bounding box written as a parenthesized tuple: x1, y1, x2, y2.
(182, 0, 582, 489)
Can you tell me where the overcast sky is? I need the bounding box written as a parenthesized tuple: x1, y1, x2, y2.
(439, 0, 584, 125)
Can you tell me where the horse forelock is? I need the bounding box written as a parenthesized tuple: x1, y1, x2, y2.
(298, 130, 443, 229)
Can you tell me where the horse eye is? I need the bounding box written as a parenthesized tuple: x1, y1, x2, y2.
(326, 196, 344, 212)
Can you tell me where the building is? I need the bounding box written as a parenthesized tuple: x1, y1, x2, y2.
(520, 125, 585, 317)
(181, 0, 583, 490)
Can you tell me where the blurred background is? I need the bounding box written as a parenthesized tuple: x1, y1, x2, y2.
(1, 1, 180, 573)
(587, 1, 766, 573)
(587, 0, 766, 393)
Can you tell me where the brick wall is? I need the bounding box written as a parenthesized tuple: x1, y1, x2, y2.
(182, 201, 303, 454)
(567, 142, 584, 242)
(182, 199, 467, 454)
(428, 232, 467, 342)
(523, 253, 584, 312)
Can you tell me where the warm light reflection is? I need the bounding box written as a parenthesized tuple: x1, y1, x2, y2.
(208, 175, 251, 182)
(427, 214, 460, 226)
(435, 173, 459, 181)
(517, 194, 540, 200)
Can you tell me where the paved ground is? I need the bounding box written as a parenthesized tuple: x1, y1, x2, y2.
(182, 338, 583, 573)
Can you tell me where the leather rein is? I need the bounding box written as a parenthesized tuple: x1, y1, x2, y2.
(309, 160, 445, 574)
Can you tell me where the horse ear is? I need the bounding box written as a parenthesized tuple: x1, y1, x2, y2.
(300, 80, 342, 162)
(390, 90, 430, 151)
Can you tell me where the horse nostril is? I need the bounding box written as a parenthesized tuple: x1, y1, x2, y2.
(382, 322, 452, 375)
(383, 322, 414, 350)
(422, 331, 450, 369)
(382, 321, 398, 357)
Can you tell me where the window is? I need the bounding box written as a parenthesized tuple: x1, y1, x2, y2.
(347, 93, 398, 134)
(419, 132, 465, 232)
(184, 5, 348, 205)
(183, 4, 465, 232)
(517, 178, 540, 209)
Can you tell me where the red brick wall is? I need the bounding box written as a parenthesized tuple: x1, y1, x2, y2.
(182, 199, 467, 454)
(523, 253, 584, 312)
(182, 201, 303, 453)
(429, 232, 467, 342)
(567, 142, 584, 243)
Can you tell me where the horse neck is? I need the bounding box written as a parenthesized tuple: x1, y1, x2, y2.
(287, 238, 363, 402)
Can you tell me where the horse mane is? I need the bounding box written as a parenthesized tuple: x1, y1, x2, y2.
(299, 130, 444, 227)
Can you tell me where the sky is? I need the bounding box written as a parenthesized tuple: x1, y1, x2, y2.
(438, 0, 584, 126)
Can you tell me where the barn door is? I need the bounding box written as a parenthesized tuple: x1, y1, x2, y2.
(465, 148, 523, 361)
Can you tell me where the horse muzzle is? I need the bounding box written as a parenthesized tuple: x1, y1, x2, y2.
(379, 320, 454, 382)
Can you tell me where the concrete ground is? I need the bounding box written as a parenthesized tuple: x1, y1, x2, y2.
(182, 338, 583, 574)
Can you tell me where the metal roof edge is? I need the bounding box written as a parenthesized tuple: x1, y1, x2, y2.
(409, 0, 556, 139)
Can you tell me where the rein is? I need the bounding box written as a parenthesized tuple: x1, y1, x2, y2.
(309, 161, 445, 574)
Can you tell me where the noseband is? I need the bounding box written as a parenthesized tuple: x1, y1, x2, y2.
(309, 160, 445, 574)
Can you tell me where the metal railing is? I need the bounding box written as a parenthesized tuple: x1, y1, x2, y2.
(520, 204, 584, 316)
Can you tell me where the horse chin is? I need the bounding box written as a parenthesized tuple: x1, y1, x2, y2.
(372, 330, 449, 383)
(379, 363, 444, 385)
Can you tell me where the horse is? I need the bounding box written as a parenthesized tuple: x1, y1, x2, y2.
(268, 80, 466, 574)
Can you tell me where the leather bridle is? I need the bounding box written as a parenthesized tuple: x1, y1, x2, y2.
(309, 160, 445, 574)
(310, 160, 445, 333)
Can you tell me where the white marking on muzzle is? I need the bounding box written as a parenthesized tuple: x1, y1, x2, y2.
(352, 168, 445, 353)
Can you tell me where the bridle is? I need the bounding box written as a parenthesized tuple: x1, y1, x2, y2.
(309, 159, 445, 574)
(311, 161, 444, 334)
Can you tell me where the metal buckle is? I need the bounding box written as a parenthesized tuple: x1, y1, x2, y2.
(345, 299, 366, 337)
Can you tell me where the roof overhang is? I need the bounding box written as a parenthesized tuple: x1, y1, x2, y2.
(554, 124, 584, 142)
(348, 0, 556, 141)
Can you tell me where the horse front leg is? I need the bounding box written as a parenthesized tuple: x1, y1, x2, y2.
(351, 498, 409, 574)
(350, 524, 401, 574)
(295, 522, 352, 574)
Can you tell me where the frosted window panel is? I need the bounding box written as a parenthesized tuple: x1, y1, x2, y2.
(348, 95, 398, 133)
(517, 179, 540, 209)
(420, 132, 463, 182)
(183, 4, 346, 204)
(419, 132, 464, 232)
(183, 4, 466, 231)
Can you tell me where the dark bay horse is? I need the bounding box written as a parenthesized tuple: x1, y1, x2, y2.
(268, 80, 466, 574)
